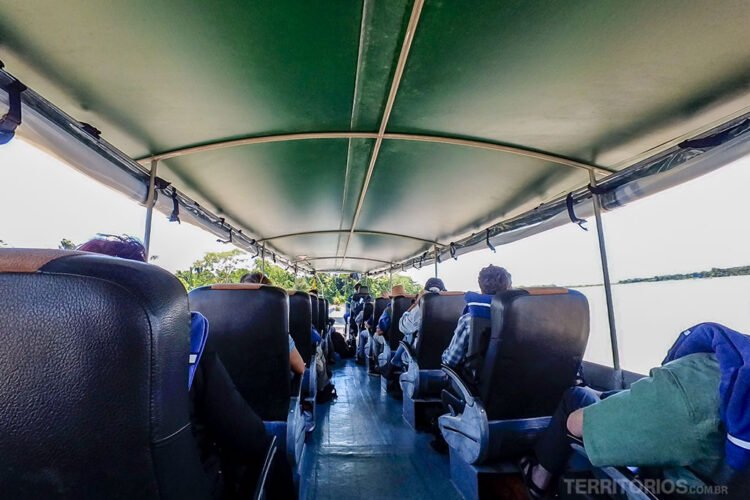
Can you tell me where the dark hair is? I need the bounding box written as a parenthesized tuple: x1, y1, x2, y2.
(77, 234, 147, 262)
(354, 282, 361, 290)
(424, 277, 446, 292)
(477, 265, 512, 295)
(240, 272, 272, 285)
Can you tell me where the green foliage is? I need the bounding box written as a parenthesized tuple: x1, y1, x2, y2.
(175, 249, 252, 290)
(364, 274, 422, 298)
(58, 238, 77, 250)
(174, 249, 422, 300)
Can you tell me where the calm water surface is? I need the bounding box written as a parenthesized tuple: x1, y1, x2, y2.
(574, 275, 750, 373)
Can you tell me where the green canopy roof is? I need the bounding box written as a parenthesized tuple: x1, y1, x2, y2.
(2, 0, 749, 272)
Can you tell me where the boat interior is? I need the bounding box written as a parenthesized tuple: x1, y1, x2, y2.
(1, 1, 750, 498)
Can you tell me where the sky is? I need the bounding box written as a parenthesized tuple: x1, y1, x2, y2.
(2, 137, 750, 285)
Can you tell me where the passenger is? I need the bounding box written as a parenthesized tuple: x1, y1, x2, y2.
(77, 233, 147, 261)
(371, 286, 403, 373)
(441, 265, 512, 369)
(380, 279, 447, 378)
(77, 234, 274, 497)
(520, 322, 750, 498)
(240, 271, 272, 285)
(365, 291, 391, 356)
(303, 289, 336, 402)
(241, 272, 306, 376)
(344, 282, 362, 326)
(399, 277, 446, 339)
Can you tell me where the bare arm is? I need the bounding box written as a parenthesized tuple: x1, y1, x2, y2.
(290, 347, 306, 375)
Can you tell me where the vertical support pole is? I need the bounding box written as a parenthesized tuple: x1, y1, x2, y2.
(434, 245, 439, 278)
(589, 171, 623, 387)
(261, 243, 266, 276)
(143, 159, 158, 259)
(389, 269, 393, 290)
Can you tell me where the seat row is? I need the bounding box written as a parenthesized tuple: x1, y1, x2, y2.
(0, 249, 329, 498)
(352, 285, 594, 498)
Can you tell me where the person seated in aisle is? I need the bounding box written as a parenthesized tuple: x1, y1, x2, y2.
(363, 291, 391, 373)
(240, 271, 272, 285)
(380, 278, 447, 379)
(354, 295, 375, 364)
(371, 285, 404, 374)
(520, 322, 750, 499)
(306, 289, 336, 403)
(441, 264, 512, 370)
(344, 282, 362, 333)
(77, 234, 276, 498)
(240, 271, 305, 376)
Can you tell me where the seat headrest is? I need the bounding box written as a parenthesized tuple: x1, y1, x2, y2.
(0, 248, 210, 497)
(0, 248, 84, 273)
(464, 292, 493, 319)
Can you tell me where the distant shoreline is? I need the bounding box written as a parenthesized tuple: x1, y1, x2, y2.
(565, 265, 750, 288)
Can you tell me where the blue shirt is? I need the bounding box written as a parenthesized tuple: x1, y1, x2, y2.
(441, 312, 472, 368)
(377, 305, 391, 333)
(288, 334, 296, 353)
(311, 326, 321, 344)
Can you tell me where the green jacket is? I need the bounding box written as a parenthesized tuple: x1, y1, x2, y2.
(583, 353, 724, 476)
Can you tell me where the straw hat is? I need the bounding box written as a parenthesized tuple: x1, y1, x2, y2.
(390, 284, 406, 296)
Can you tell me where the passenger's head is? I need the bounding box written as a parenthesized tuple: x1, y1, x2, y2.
(424, 277, 446, 293)
(240, 272, 272, 285)
(354, 282, 361, 292)
(77, 234, 147, 262)
(309, 288, 319, 295)
(477, 265, 512, 295)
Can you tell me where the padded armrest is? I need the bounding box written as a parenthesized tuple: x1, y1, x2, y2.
(252, 435, 278, 500)
(441, 365, 476, 407)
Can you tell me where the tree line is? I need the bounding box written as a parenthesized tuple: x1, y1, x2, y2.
(174, 249, 421, 305)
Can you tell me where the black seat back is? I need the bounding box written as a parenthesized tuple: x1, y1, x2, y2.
(373, 297, 389, 332)
(415, 292, 465, 369)
(0, 249, 209, 499)
(463, 312, 493, 387)
(322, 299, 329, 327)
(289, 291, 313, 362)
(387, 295, 415, 350)
(480, 288, 589, 420)
(310, 294, 320, 333)
(189, 284, 290, 421)
(317, 297, 326, 332)
(362, 301, 374, 327)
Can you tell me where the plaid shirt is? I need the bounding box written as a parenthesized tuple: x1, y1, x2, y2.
(441, 312, 472, 368)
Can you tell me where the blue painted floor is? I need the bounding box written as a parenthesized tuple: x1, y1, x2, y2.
(300, 359, 462, 499)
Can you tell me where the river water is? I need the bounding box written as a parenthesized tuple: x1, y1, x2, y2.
(574, 275, 750, 374)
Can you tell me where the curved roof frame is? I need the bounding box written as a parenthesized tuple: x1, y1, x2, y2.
(258, 229, 444, 247)
(136, 131, 613, 176)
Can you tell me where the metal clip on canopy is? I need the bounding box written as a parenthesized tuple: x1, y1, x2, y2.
(0, 68, 26, 145)
(566, 193, 588, 231)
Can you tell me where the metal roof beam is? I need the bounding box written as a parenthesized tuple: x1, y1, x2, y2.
(338, 0, 426, 269)
(135, 131, 612, 175)
(138, 132, 378, 162)
(257, 229, 444, 246)
(295, 256, 392, 265)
